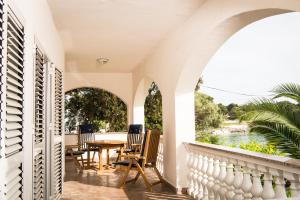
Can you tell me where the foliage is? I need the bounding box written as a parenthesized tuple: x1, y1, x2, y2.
(238, 140, 282, 155)
(196, 131, 220, 145)
(195, 92, 224, 131)
(144, 82, 163, 131)
(242, 83, 300, 159)
(65, 88, 127, 132)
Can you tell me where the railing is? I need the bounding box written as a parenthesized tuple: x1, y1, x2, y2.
(157, 136, 164, 176)
(184, 142, 300, 200)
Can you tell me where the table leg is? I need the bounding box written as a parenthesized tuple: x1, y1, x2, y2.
(87, 145, 90, 169)
(106, 149, 110, 165)
(98, 147, 103, 171)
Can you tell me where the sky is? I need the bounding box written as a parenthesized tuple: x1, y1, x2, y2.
(200, 12, 300, 105)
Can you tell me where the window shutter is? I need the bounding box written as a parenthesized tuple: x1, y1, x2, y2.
(34, 48, 45, 144)
(53, 142, 62, 197)
(33, 149, 45, 200)
(0, 0, 4, 158)
(54, 68, 62, 136)
(5, 9, 24, 158)
(3, 163, 23, 200)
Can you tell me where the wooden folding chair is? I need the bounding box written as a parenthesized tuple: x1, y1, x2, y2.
(65, 145, 85, 172)
(114, 129, 164, 192)
(78, 124, 98, 164)
(116, 124, 143, 162)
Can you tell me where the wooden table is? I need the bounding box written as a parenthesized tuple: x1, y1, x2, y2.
(86, 140, 126, 171)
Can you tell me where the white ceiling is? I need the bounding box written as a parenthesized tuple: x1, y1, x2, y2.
(47, 0, 202, 72)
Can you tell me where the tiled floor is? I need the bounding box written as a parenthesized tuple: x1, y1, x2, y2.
(61, 157, 191, 200)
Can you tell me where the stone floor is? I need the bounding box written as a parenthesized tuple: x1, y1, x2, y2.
(61, 157, 191, 200)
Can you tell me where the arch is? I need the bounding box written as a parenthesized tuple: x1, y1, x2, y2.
(176, 8, 295, 94)
(132, 76, 164, 128)
(172, 7, 299, 188)
(132, 77, 154, 126)
(65, 86, 129, 107)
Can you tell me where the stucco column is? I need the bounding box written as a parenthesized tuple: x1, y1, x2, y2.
(162, 90, 195, 191)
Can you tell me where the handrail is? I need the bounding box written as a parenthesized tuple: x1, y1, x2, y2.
(184, 142, 300, 199)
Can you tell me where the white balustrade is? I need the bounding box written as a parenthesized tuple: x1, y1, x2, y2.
(157, 137, 164, 176)
(185, 142, 300, 200)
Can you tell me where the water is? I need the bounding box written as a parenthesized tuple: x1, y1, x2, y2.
(219, 132, 266, 147)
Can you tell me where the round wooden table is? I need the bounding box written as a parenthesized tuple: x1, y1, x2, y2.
(86, 140, 126, 171)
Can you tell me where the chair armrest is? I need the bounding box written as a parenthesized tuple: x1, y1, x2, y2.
(121, 154, 146, 160)
(65, 145, 79, 150)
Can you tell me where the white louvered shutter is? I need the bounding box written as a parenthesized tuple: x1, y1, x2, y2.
(33, 149, 45, 200)
(34, 48, 45, 144)
(5, 8, 24, 158)
(54, 68, 62, 136)
(0, 7, 25, 200)
(49, 67, 63, 199)
(0, 0, 4, 197)
(0, 0, 4, 158)
(33, 47, 46, 200)
(53, 142, 62, 197)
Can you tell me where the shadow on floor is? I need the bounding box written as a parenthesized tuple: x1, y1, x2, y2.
(62, 157, 191, 200)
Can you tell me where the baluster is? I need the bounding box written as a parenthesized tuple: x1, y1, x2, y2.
(241, 166, 252, 200)
(225, 160, 236, 199)
(196, 154, 204, 199)
(262, 170, 275, 199)
(192, 153, 199, 198)
(187, 151, 194, 196)
(216, 159, 227, 200)
(233, 163, 244, 200)
(201, 156, 209, 200)
(207, 157, 215, 200)
(212, 158, 220, 200)
(290, 174, 300, 199)
(251, 169, 263, 200)
(274, 173, 287, 199)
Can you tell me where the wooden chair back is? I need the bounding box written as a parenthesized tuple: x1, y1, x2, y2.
(140, 129, 161, 166)
(127, 124, 143, 149)
(77, 124, 95, 150)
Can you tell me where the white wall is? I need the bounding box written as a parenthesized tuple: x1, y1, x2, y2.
(131, 0, 300, 190)
(5, 0, 64, 199)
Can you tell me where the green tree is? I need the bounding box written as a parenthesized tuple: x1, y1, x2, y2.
(195, 92, 224, 131)
(242, 83, 300, 158)
(144, 82, 163, 131)
(65, 88, 127, 132)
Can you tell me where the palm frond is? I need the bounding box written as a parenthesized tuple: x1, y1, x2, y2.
(249, 120, 300, 159)
(272, 83, 300, 104)
(241, 98, 300, 130)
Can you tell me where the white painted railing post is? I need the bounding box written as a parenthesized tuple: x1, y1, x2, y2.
(201, 156, 209, 200)
(212, 158, 221, 200)
(251, 169, 263, 199)
(187, 151, 194, 196)
(233, 162, 244, 200)
(207, 157, 215, 200)
(196, 154, 204, 199)
(274, 172, 287, 199)
(191, 153, 199, 198)
(225, 161, 235, 199)
(218, 159, 228, 200)
(241, 166, 252, 200)
(290, 174, 300, 199)
(262, 170, 275, 199)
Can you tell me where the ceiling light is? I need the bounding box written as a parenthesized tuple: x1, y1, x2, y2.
(96, 57, 110, 65)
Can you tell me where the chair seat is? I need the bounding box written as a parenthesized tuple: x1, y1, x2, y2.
(81, 148, 99, 152)
(65, 151, 85, 156)
(115, 149, 135, 153)
(113, 160, 137, 167)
